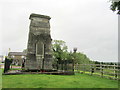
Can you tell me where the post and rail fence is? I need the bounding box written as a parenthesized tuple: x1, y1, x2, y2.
(74, 63, 120, 80)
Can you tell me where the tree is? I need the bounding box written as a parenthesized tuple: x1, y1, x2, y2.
(52, 40, 93, 65)
(72, 52, 93, 64)
(110, 0, 120, 15)
(52, 40, 68, 61)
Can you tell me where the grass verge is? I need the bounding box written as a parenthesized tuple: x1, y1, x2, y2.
(2, 73, 118, 88)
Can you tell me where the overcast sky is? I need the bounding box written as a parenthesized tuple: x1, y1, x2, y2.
(0, 0, 118, 62)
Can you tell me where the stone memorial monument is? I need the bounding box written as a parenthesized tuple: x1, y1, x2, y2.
(25, 13, 53, 71)
(3, 13, 74, 75)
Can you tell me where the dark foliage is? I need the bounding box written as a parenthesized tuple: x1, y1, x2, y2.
(110, 1, 120, 15)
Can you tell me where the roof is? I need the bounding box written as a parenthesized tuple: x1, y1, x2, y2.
(29, 13, 51, 20)
(8, 52, 26, 56)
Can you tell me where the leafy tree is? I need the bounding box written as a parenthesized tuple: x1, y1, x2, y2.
(72, 52, 93, 64)
(94, 61, 100, 64)
(110, 0, 120, 15)
(52, 40, 93, 64)
(52, 40, 68, 62)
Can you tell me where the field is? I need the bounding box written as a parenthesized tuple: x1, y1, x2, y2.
(0, 69, 2, 89)
(2, 73, 118, 88)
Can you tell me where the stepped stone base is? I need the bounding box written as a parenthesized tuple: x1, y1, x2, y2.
(3, 70, 75, 75)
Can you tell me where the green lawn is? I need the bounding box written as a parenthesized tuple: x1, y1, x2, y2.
(2, 73, 118, 88)
(0, 69, 2, 90)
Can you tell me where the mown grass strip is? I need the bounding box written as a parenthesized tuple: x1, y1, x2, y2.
(2, 73, 118, 88)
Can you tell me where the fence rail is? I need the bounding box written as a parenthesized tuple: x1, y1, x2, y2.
(74, 64, 120, 80)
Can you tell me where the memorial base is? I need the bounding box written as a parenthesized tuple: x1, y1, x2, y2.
(3, 70, 74, 75)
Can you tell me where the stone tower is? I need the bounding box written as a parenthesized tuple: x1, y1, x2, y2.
(25, 13, 52, 70)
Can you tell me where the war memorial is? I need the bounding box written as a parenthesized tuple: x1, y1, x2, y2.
(25, 14, 53, 71)
(3, 13, 74, 75)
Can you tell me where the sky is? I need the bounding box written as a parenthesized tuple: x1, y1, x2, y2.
(0, 0, 118, 62)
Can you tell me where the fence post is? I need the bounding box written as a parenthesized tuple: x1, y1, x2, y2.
(100, 62, 103, 77)
(72, 60, 74, 72)
(83, 64, 85, 74)
(91, 65, 95, 75)
(114, 63, 117, 79)
(90, 64, 93, 75)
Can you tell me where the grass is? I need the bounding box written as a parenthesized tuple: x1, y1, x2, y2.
(2, 73, 118, 88)
(0, 63, 4, 64)
(0, 69, 2, 89)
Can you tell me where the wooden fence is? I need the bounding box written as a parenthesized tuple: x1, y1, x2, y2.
(74, 63, 120, 80)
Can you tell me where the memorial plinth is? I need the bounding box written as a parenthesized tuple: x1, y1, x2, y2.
(25, 13, 53, 70)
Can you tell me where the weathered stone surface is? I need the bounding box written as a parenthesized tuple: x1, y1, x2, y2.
(25, 13, 53, 70)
